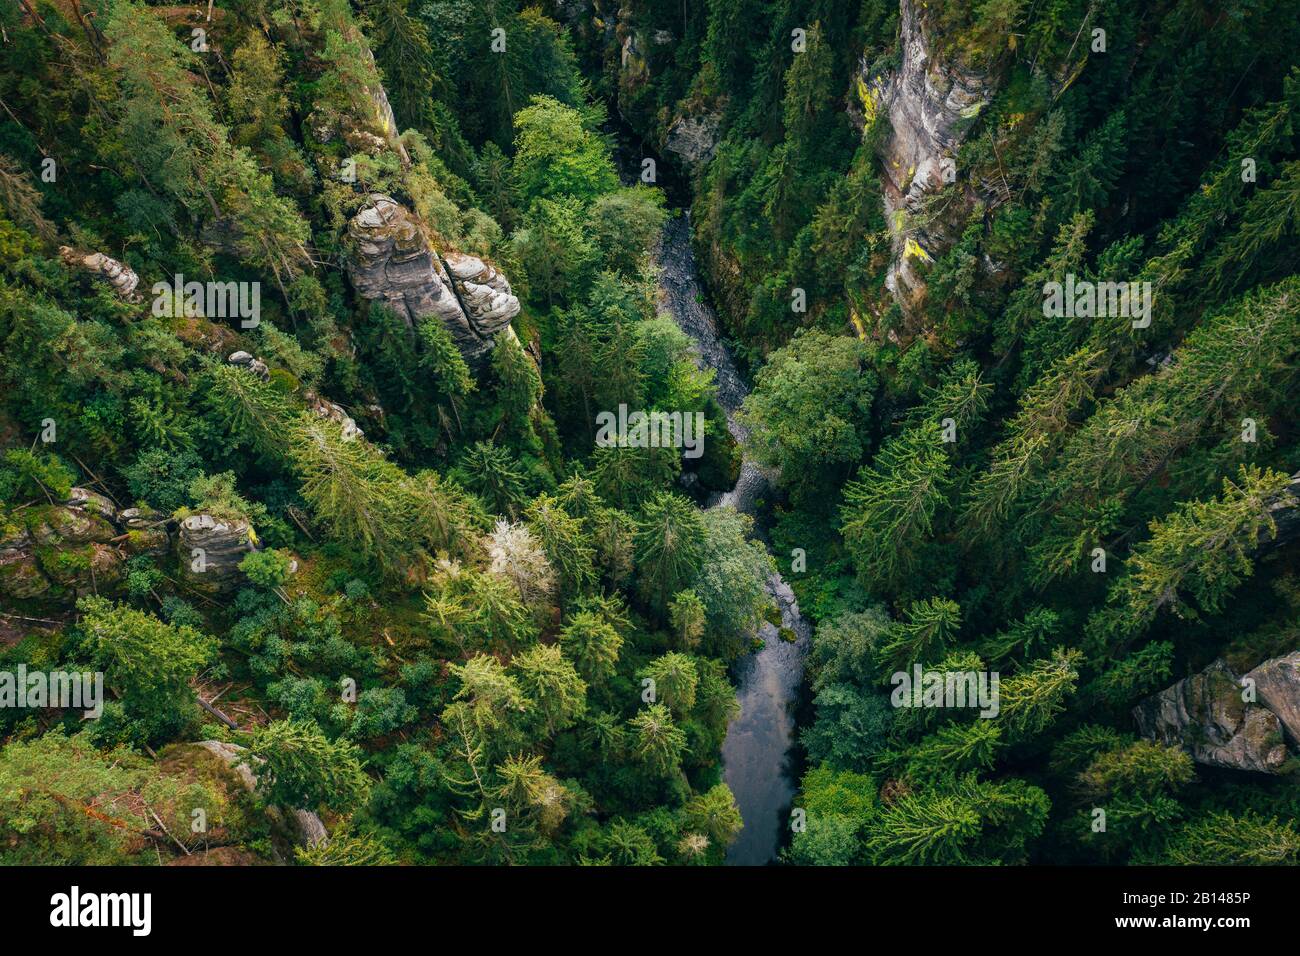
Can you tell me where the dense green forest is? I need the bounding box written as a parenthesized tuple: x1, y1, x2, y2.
(0, 0, 1298, 867)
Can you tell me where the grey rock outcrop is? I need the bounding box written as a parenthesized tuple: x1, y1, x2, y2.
(346, 194, 518, 367)
(443, 252, 521, 331)
(227, 350, 270, 381)
(59, 246, 143, 302)
(192, 741, 328, 851)
(0, 524, 51, 599)
(196, 739, 259, 792)
(865, 0, 1002, 328)
(176, 513, 254, 591)
(119, 507, 171, 560)
(0, 483, 268, 602)
(664, 113, 721, 174)
(0, 488, 125, 600)
(1134, 657, 1292, 774)
(1245, 651, 1300, 747)
(1261, 471, 1300, 551)
(305, 390, 364, 441)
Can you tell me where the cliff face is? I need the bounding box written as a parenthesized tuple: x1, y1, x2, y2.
(1134, 655, 1299, 774)
(864, 0, 1002, 328)
(0, 489, 162, 601)
(346, 195, 520, 369)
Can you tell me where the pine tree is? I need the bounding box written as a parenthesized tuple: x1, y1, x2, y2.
(288, 415, 416, 573)
(669, 590, 707, 650)
(1157, 811, 1300, 866)
(634, 492, 707, 615)
(454, 441, 528, 518)
(628, 704, 687, 777)
(841, 420, 952, 593)
(1028, 277, 1300, 586)
(644, 653, 699, 717)
(524, 494, 597, 597)
(962, 347, 1104, 542)
(441, 654, 529, 757)
(246, 719, 371, 815)
(875, 597, 962, 676)
(558, 611, 623, 685)
(681, 784, 743, 849)
(510, 644, 587, 735)
(487, 518, 556, 607)
(998, 648, 1083, 741)
(1085, 466, 1295, 652)
(865, 789, 983, 865)
(902, 721, 1003, 787)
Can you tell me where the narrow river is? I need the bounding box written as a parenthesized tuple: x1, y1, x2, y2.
(653, 213, 812, 865)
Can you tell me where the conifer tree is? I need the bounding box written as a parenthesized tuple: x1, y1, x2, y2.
(634, 492, 707, 615)
(628, 704, 687, 777)
(875, 597, 962, 676)
(510, 644, 587, 735)
(841, 420, 952, 593)
(246, 719, 371, 815)
(558, 611, 623, 685)
(1085, 466, 1296, 652)
(998, 648, 1083, 741)
(644, 653, 699, 718)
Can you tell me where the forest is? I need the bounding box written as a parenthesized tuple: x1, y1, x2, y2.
(0, 0, 1297, 868)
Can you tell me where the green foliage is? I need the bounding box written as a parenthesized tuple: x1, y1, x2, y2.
(634, 492, 706, 616)
(246, 719, 371, 815)
(76, 597, 215, 744)
(866, 776, 1050, 865)
(512, 96, 618, 210)
(3, 0, 1299, 870)
(738, 330, 875, 501)
(841, 421, 952, 594)
(0, 449, 75, 505)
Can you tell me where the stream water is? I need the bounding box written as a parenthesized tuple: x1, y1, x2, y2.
(653, 213, 812, 866)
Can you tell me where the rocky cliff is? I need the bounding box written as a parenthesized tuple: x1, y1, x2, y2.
(346, 194, 519, 368)
(609, 3, 720, 175)
(862, 0, 1002, 328)
(1134, 653, 1300, 774)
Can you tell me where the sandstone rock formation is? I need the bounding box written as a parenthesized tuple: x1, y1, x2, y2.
(1261, 471, 1300, 551)
(227, 350, 270, 381)
(1245, 651, 1300, 747)
(664, 113, 721, 174)
(118, 506, 172, 560)
(0, 478, 269, 602)
(0, 488, 125, 600)
(176, 513, 255, 592)
(444, 252, 521, 328)
(192, 740, 328, 851)
(1134, 657, 1294, 774)
(304, 390, 365, 441)
(346, 194, 519, 367)
(58, 246, 143, 302)
(863, 0, 1002, 327)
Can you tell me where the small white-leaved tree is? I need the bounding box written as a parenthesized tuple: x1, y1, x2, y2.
(488, 519, 556, 608)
